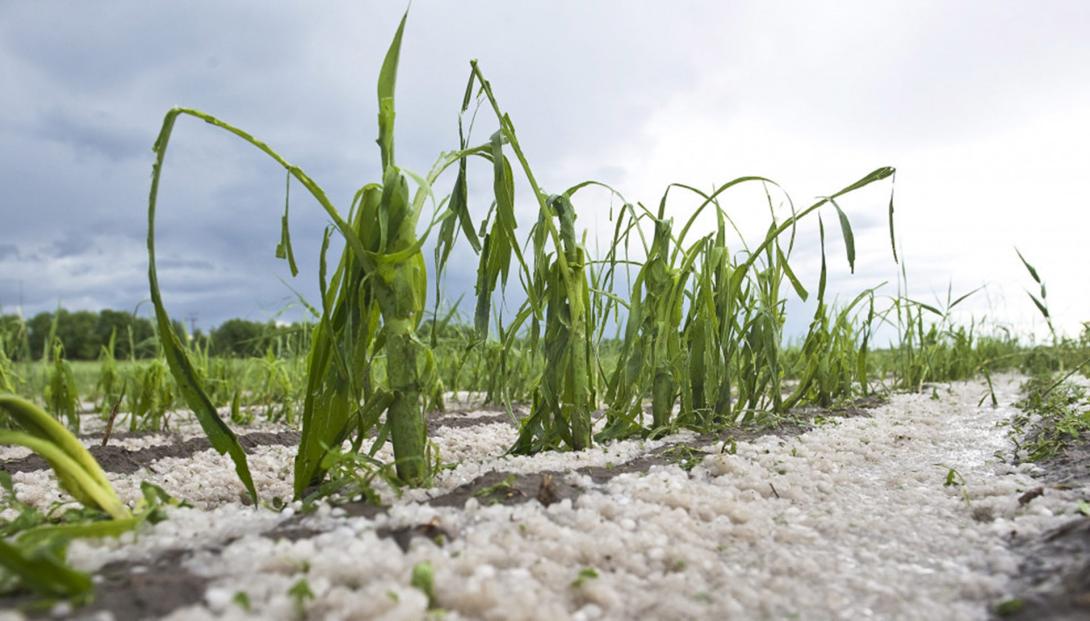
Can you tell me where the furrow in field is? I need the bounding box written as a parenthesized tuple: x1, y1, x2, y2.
(8, 381, 1071, 620)
(145, 377, 1081, 620)
(0, 406, 523, 476)
(0, 431, 301, 475)
(20, 397, 879, 619)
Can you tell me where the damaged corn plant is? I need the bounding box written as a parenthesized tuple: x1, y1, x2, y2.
(146, 13, 447, 493)
(447, 58, 897, 448)
(0, 395, 188, 602)
(141, 9, 900, 503)
(145, 12, 545, 494)
(594, 170, 895, 439)
(5, 7, 1084, 617)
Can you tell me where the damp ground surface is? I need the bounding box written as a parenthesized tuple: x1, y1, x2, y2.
(0, 375, 1087, 620)
(995, 428, 1090, 621)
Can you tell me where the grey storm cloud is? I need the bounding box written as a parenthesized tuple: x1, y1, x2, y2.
(0, 0, 702, 327)
(1, 1, 1088, 335)
(51, 231, 97, 258)
(33, 108, 148, 162)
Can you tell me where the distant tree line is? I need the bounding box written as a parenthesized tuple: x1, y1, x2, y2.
(0, 309, 311, 361)
(199, 318, 310, 358)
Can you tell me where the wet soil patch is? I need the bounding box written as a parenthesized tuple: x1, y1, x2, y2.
(999, 517, 1090, 620)
(76, 549, 210, 620)
(0, 548, 210, 620)
(81, 426, 282, 443)
(376, 520, 454, 552)
(998, 433, 1090, 620)
(266, 517, 455, 556)
(577, 445, 691, 484)
(429, 469, 582, 509)
(0, 430, 301, 475)
(1033, 431, 1090, 488)
(427, 411, 516, 432)
(263, 524, 325, 543)
(265, 513, 455, 555)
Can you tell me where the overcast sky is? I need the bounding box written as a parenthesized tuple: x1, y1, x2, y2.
(1, 1, 1087, 341)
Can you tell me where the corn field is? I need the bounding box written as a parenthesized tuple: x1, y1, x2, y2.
(0, 9, 1087, 616)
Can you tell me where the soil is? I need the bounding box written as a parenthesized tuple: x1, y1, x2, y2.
(1034, 433, 1090, 488)
(0, 408, 524, 477)
(0, 394, 887, 619)
(274, 395, 883, 540)
(1, 549, 211, 620)
(429, 469, 583, 509)
(997, 431, 1090, 620)
(78, 549, 210, 620)
(427, 411, 516, 432)
(375, 520, 456, 553)
(0, 431, 301, 475)
(229, 416, 844, 617)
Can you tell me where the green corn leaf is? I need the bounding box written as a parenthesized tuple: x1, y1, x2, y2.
(739, 167, 895, 280)
(0, 538, 92, 602)
(490, 133, 520, 283)
(377, 11, 407, 170)
(276, 172, 299, 277)
(435, 162, 473, 268)
(816, 216, 828, 304)
(888, 172, 898, 263)
(0, 396, 127, 519)
(147, 111, 258, 504)
(470, 133, 527, 336)
(147, 291, 257, 503)
(441, 76, 482, 256)
(671, 176, 777, 262)
(776, 244, 809, 302)
(0, 430, 128, 519)
(318, 227, 333, 312)
(830, 166, 895, 198)
(829, 199, 855, 273)
(16, 517, 142, 549)
(146, 104, 386, 502)
(157, 109, 372, 266)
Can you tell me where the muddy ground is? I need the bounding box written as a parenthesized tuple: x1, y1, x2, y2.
(997, 431, 1090, 620)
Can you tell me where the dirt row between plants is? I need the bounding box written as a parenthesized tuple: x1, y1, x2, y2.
(8, 381, 1081, 620)
(0, 397, 871, 479)
(0, 431, 302, 476)
(0, 409, 521, 477)
(2, 401, 880, 620)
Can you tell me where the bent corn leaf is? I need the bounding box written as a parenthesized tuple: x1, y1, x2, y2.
(147, 111, 258, 503)
(276, 172, 299, 277)
(829, 199, 855, 273)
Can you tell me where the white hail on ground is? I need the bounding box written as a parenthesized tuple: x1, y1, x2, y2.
(4, 376, 1081, 620)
